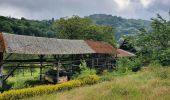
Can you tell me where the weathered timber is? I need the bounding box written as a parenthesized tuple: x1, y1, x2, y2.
(39, 55, 44, 81)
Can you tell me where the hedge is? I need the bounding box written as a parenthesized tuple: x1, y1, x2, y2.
(0, 75, 100, 100)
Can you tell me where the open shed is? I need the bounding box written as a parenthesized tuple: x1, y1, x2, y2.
(0, 32, 117, 86)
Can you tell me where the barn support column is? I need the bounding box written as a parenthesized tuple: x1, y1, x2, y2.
(54, 55, 60, 83)
(91, 54, 94, 69)
(0, 52, 3, 88)
(96, 54, 99, 67)
(71, 55, 74, 76)
(57, 60, 60, 83)
(39, 55, 44, 82)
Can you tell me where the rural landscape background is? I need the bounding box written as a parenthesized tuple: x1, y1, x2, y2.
(0, 0, 170, 100)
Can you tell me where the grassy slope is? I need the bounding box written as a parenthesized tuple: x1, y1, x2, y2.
(27, 67, 170, 100)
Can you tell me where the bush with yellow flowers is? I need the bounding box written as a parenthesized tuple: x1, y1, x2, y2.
(0, 75, 100, 100)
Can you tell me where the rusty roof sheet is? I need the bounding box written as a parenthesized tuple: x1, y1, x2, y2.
(1, 32, 95, 54)
(117, 49, 135, 57)
(85, 40, 117, 55)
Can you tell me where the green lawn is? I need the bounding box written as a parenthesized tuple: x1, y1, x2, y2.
(26, 67, 170, 100)
(3, 68, 44, 91)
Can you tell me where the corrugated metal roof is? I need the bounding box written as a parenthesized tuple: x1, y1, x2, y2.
(85, 40, 117, 55)
(117, 49, 135, 57)
(1, 32, 95, 54)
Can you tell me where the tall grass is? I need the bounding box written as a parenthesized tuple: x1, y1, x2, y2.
(27, 66, 170, 100)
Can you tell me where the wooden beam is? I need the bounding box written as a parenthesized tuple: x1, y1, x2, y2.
(4, 53, 13, 60)
(3, 65, 18, 81)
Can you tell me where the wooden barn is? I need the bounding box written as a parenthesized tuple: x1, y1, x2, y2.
(0, 32, 117, 85)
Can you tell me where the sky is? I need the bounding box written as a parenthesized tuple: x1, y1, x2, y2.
(0, 0, 169, 20)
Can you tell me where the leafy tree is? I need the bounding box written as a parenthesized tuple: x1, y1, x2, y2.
(135, 12, 170, 66)
(119, 36, 136, 53)
(53, 16, 116, 46)
(0, 16, 54, 37)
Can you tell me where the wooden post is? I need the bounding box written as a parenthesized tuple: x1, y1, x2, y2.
(0, 65, 3, 88)
(57, 60, 60, 83)
(54, 55, 60, 83)
(96, 58, 99, 67)
(91, 54, 94, 69)
(0, 52, 3, 88)
(22, 69, 24, 76)
(71, 55, 73, 75)
(30, 68, 32, 76)
(39, 55, 44, 82)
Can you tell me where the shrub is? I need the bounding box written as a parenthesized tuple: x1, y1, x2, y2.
(11, 81, 30, 90)
(74, 60, 96, 79)
(78, 75, 100, 85)
(0, 75, 100, 100)
(100, 72, 115, 81)
(117, 58, 141, 73)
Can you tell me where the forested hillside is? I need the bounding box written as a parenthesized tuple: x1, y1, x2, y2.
(0, 16, 55, 37)
(0, 14, 151, 40)
(88, 14, 151, 39)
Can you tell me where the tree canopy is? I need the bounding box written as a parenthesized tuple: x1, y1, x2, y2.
(53, 16, 116, 46)
(0, 16, 55, 37)
(128, 13, 170, 66)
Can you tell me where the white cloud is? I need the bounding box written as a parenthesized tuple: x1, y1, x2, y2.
(140, 0, 155, 8)
(0, 0, 169, 20)
(0, 4, 25, 18)
(113, 0, 130, 10)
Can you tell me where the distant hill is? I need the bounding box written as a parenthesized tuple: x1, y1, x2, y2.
(87, 14, 151, 39)
(0, 16, 55, 37)
(0, 14, 151, 40)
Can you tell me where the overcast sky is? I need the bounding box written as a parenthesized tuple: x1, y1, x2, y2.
(0, 0, 169, 20)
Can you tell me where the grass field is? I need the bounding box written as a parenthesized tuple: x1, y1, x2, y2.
(26, 67, 170, 100)
(3, 69, 43, 91)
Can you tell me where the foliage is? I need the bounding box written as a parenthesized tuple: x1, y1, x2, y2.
(11, 80, 30, 90)
(133, 12, 170, 66)
(53, 16, 116, 46)
(73, 60, 96, 79)
(0, 16, 55, 37)
(0, 14, 151, 42)
(119, 36, 137, 53)
(0, 75, 100, 100)
(117, 58, 141, 73)
(1, 69, 41, 91)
